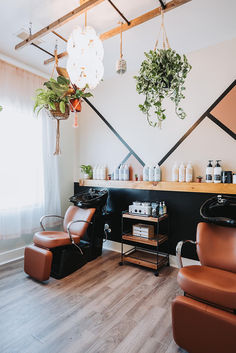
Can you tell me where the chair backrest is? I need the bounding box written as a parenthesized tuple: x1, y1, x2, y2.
(63, 206, 96, 236)
(196, 222, 236, 273)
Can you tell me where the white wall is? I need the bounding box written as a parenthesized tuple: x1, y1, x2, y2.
(75, 37, 236, 180)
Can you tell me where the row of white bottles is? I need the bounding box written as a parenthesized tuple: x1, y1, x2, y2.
(206, 160, 222, 183)
(93, 165, 106, 180)
(114, 164, 130, 181)
(172, 162, 193, 182)
(143, 165, 161, 182)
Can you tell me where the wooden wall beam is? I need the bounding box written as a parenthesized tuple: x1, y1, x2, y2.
(44, 0, 191, 65)
(15, 0, 105, 50)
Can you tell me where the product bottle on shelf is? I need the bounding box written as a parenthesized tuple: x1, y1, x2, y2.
(114, 166, 119, 181)
(93, 165, 97, 180)
(143, 165, 149, 181)
(172, 162, 179, 182)
(119, 164, 124, 181)
(154, 164, 161, 182)
(179, 162, 186, 182)
(206, 160, 213, 183)
(159, 202, 163, 216)
(214, 160, 222, 183)
(101, 165, 106, 180)
(149, 165, 155, 181)
(123, 164, 130, 181)
(162, 201, 167, 214)
(186, 162, 193, 182)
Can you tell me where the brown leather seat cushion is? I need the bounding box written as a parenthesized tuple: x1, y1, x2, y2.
(172, 296, 236, 353)
(34, 231, 80, 248)
(177, 265, 236, 309)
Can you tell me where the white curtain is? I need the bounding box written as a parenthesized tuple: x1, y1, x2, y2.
(0, 60, 61, 239)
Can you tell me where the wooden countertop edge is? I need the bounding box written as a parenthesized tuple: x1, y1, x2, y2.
(78, 179, 236, 194)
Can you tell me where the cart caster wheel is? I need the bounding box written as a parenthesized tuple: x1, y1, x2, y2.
(154, 271, 159, 277)
(119, 261, 123, 266)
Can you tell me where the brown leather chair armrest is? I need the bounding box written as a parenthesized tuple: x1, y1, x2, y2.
(176, 240, 198, 268)
(40, 215, 64, 231)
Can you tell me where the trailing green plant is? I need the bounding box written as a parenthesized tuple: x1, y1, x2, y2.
(0, 106, 2, 112)
(80, 164, 93, 178)
(134, 48, 192, 127)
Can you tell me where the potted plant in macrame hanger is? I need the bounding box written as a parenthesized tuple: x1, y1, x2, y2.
(134, 9, 192, 128)
(33, 76, 92, 154)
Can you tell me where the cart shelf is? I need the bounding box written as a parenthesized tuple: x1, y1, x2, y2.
(122, 233, 168, 247)
(124, 249, 168, 270)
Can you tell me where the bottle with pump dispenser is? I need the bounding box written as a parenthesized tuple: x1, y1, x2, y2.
(186, 162, 193, 182)
(214, 160, 222, 183)
(206, 160, 213, 183)
(179, 162, 185, 182)
(93, 165, 97, 180)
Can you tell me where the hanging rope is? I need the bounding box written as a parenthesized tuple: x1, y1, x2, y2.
(154, 9, 170, 51)
(119, 22, 123, 59)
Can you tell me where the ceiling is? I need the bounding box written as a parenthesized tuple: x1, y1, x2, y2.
(1, 0, 236, 78)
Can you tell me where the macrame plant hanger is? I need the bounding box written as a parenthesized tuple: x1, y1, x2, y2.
(154, 9, 170, 51)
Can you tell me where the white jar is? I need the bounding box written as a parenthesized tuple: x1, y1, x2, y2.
(179, 162, 185, 182)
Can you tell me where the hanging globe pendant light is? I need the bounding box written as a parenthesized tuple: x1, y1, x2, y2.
(66, 11, 104, 90)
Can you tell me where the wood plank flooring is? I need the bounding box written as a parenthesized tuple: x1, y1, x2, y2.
(0, 250, 185, 353)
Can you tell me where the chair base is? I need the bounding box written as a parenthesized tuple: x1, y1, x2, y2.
(172, 296, 236, 353)
(50, 242, 90, 279)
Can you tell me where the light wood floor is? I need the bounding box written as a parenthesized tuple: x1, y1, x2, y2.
(0, 250, 185, 353)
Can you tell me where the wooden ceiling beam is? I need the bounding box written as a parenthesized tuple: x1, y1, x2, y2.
(15, 0, 105, 50)
(43, 0, 191, 65)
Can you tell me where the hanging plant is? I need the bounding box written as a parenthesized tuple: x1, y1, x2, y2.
(134, 49, 191, 127)
(134, 10, 192, 127)
(33, 75, 92, 154)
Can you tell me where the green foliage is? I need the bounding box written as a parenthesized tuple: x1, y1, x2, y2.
(80, 164, 93, 177)
(0, 105, 2, 112)
(33, 77, 93, 116)
(33, 76, 70, 115)
(134, 48, 192, 127)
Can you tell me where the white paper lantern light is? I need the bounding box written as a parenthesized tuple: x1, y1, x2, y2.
(66, 26, 104, 90)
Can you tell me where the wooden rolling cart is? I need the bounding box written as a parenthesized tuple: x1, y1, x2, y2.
(119, 212, 169, 276)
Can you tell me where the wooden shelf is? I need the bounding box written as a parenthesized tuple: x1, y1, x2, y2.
(122, 233, 168, 246)
(79, 179, 236, 195)
(122, 213, 168, 223)
(124, 249, 168, 270)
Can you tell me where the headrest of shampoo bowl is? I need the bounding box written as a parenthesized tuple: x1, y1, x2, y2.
(200, 194, 236, 227)
(69, 188, 108, 209)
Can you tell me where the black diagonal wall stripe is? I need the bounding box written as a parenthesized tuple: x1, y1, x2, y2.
(208, 113, 236, 140)
(83, 97, 145, 166)
(158, 79, 236, 166)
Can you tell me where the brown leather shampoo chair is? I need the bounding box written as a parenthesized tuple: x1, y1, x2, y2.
(24, 206, 96, 282)
(172, 222, 236, 353)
